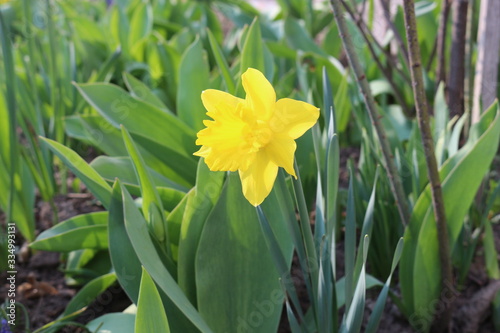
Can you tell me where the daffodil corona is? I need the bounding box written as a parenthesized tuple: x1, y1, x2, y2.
(194, 68, 319, 206)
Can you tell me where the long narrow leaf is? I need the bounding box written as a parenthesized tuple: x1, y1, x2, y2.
(121, 184, 214, 333)
(121, 126, 167, 245)
(136, 267, 171, 333)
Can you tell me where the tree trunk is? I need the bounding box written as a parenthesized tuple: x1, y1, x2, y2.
(472, 0, 500, 123)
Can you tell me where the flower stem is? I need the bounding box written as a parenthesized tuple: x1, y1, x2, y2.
(329, 0, 411, 227)
(291, 160, 319, 324)
(401, 1, 454, 331)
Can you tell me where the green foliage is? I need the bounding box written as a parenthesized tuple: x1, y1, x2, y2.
(3, 0, 500, 332)
(196, 173, 293, 332)
(400, 103, 500, 331)
(30, 212, 108, 252)
(136, 268, 171, 333)
(178, 37, 211, 131)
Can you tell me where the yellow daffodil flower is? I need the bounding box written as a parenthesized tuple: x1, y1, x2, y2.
(194, 68, 320, 206)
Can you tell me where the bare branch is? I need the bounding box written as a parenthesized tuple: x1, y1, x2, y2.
(330, 0, 411, 227)
(339, 0, 413, 117)
(435, 0, 452, 83)
(401, 1, 455, 331)
(448, 0, 469, 117)
(379, 0, 410, 66)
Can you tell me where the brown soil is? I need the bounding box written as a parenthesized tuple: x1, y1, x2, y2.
(0, 185, 116, 332)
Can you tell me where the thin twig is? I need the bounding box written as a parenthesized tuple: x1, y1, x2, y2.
(379, 0, 410, 66)
(448, 0, 469, 117)
(435, 0, 452, 83)
(339, 0, 414, 117)
(426, 37, 438, 73)
(330, 0, 411, 227)
(463, 0, 475, 127)
(359, 0, 368, 19)
(341, 0, 411, 85)
(401, 1, 454, 332)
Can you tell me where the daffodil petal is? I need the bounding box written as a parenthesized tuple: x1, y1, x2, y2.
(270, 98, 320, 139)
(196, 88, 264, 172)
(265, 134, 297, 178)
(242, 68, 276, 120)
(193, 145, 211, 158)
(238, 151, 278, 206)
(195, 127, 249, 172)
(201, 89, 243, 118)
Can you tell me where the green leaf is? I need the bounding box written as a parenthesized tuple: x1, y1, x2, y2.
(177, 36, 210, 131)
(156, 42, 181, 108)
(75, 83, 197, 186)
(344, 170, 356, 311)
(240, 17, 273, 81)
(87, 313, 135, 333)
(129, 1, 152, 51)
(448, 114, 467, 157)
(401, 104, 500, 330)
(165, 191, 190, 258)
(322, 67, 334, 131)
(365, 238, 403, 333)
(178, 159, 225, 305)
(483, 182, 500, 279)
(354, 170, 378, 282)
(335, 274, 383, 309)
(334, 73, 352, 133)
(71, 16, 107, 44)
(433, 83, 448, 142)
(65, 115, 127, 156)
(63, 272, 117, 317)
(108, 180, 142, 304)
(206, 28, 236, 94)
(256, 205, 305, 322)
(291, 159, 319, 307)
(121, 126, 167, 243)
(0, 16, 35, 241)
(136, 267, 171, 333)
(75, 83, 195, 157)
(90, 156, 187, 193)
(110, 5, 130, 53)
(30, 212, 108, 252)
(40, 138, 112, 208)
(123, 72, 169, 111)
(121, 183, 213, 333)
(196, 172, 293, 333)
(0, 157, 35, 241)
(341, 236, 369, 333)
(66, 116, 191, 187)
(284, 17, 327, 57)
(325, 118, 339, 240)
